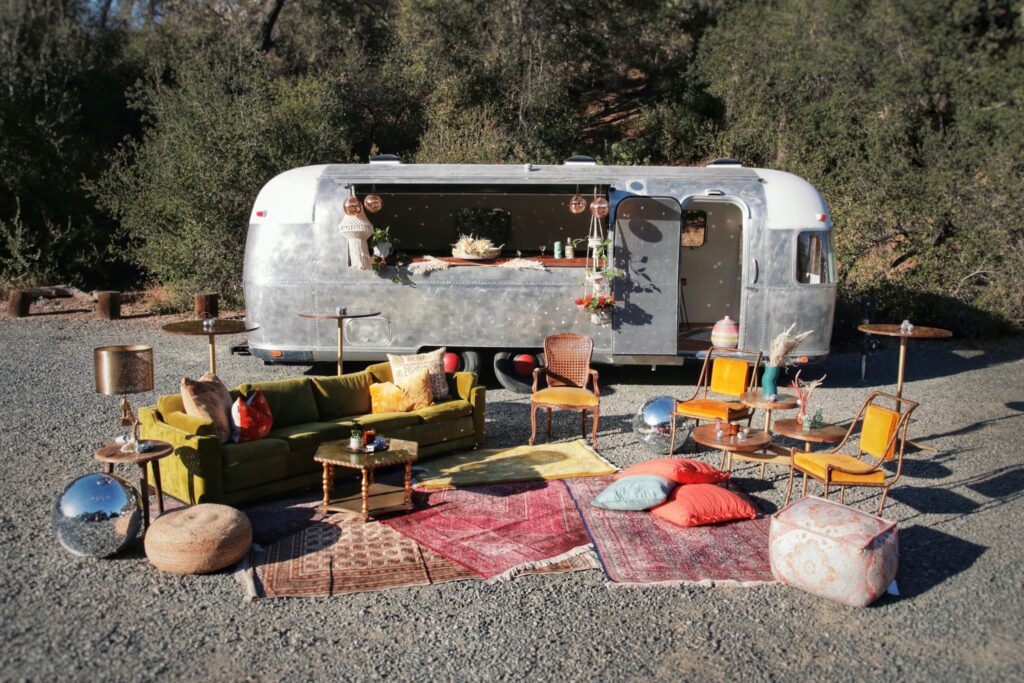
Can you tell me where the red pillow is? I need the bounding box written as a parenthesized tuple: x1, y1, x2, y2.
(650, 484, 757, 527)
(615, 458, 728, 485)
(231, 389, 273, 443)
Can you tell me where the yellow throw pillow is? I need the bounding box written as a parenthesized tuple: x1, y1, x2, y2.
(388, 348, 450, 400)
(370, 382, 414, 414)
(180, 372, 233, 443)
(400, 367, 434, 410)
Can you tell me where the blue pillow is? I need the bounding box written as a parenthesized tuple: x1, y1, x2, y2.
(592, 475, 676, 511)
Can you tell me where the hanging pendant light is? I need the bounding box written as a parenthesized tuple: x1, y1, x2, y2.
(363, 194, 383, 213)
(343, 195, 362, 216)
(590, 196, 609, 218)
(568, 194, 587, 214)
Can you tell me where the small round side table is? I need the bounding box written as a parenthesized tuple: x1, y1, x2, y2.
(773, 419, 847, 453)
(740, 391, 799, 432)
(691, 423, 773, 474)
(94, 440, 173, 529)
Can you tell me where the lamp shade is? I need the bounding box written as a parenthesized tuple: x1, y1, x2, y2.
(94, 345, 154, 395)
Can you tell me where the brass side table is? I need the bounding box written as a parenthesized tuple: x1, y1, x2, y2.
(94, 440, 173, 529)
(314, 438, 419, 522)
(298, 309, 380, 375)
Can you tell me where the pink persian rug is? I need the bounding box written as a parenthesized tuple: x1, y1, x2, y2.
(565, 476, 777, 587)
(384, 481, 594, 581)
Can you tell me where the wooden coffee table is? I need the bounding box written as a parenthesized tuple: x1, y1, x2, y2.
(691, 423, 775, 473)
(94, 440, 173, 529)
(773, 418, 847, 453)
(314, 438, 418, 522)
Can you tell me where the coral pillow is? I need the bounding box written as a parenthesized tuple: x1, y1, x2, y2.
(615, 458, 728, 485)
(231, 389, 273, 443)
(388, 348, 450, 400)
(370, 382, 414, 413)
(181, 372, 233, 443)
(650, 484, 758, 528)
(592, 475, 676, 511)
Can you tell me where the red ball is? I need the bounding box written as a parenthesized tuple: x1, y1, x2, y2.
(513, 354, 538, 377)
(443, 352, 461, 373)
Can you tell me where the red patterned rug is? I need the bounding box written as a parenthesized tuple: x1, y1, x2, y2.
(253, 512, 598, 598)
(565, 476, 777, 587)
(384, 481, 594, 581)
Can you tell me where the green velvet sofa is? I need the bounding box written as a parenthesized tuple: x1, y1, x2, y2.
(138, 362, 485, 505)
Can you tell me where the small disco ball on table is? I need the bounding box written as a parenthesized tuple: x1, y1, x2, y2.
(53, 472, 142, 558)
(632, 395, 694, 455)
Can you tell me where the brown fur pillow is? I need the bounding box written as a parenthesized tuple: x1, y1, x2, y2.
(181, 372, 233, 443)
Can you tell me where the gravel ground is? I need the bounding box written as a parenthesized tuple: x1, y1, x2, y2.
(1, 316, 1022, 682)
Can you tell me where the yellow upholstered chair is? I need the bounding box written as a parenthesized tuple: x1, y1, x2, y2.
(669, 346, 762, 454)
(784, 391, 918, 514)
(529, 333, 600, 448)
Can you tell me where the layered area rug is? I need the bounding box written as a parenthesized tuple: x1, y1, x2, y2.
(385, 481, 595, 581)
(251, 512, 598, 598)
(565, 476, 777, 587)
(413, 439, 617, 489)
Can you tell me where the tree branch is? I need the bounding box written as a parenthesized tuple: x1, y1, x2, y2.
(259, 0, 287, 52)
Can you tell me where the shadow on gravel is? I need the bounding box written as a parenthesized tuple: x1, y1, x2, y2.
(889, 486, 981, 515)
(898, 525, 987, 598)
(966, 465, 1024, 500)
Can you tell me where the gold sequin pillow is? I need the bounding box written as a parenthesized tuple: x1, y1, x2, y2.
(388, 348, 450, 400)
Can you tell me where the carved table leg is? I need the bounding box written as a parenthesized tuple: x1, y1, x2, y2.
(321, 463, 331, 508)
(404, 461, 413, 506)
(361, 468, 370, 522)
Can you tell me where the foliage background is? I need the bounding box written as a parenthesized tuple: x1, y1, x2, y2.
(1, 0, 1021, 335)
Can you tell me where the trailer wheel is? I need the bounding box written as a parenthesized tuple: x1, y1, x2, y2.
(443, 350, 481, 374)
(493, 351, 543, 393)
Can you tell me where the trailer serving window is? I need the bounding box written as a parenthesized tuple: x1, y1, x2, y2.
(796, 231, 835, 284)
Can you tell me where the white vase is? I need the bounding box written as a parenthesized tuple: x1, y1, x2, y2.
(590, 310, 612, 325)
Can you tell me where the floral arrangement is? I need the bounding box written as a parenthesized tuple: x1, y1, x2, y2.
(789, 369, 826, 426)
(768, 323, 813, 367)
(576, 293, 615, 312)
(452, 234, 502, 258)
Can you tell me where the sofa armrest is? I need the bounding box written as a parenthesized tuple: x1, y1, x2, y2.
(452, 371, 478, 401)
(366, 361, 392, 384)
(164, 410, 217, 437)
(468, 384, 486, 445)
(139, 406, 224, 502)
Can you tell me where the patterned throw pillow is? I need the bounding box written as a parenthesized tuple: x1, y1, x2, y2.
(388, 348, 450, 400)
(181, 372, 233, 443)
(230, 389, 274, 443)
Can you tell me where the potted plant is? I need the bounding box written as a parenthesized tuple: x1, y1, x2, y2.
(566, 238, 585, 259)
(575, 293, 616, 325)
(764, 323, 813, 399)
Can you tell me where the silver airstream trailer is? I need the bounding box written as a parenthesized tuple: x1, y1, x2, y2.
(243, 157, 836, 391)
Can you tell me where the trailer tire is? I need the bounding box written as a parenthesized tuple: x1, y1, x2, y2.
(443, 350, 481, 374)
(493, 351, 543, 394)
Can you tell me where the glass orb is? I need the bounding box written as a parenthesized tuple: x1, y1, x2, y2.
(53, 473, 142, 558)
(568, 195, 587, 214)
(363, 194, 383, 213)
(632, 395, 693, 454)
(590, 197, 609, 217)
(343, 196, 363, 215)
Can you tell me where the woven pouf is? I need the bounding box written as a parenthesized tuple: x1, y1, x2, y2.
(770, 496, 897, 607)
(145, 504, 252, 574)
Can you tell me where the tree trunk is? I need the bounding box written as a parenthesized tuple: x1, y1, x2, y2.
(95, 291, 121, 320)
(259, 0, 288, 52)
(194, 293, 219, 318)
(7, 291, 30, 318)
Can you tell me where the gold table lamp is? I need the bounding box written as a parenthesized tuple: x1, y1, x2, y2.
(94, 345, 155, 453)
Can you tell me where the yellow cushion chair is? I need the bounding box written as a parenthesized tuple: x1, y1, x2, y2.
(785, 392, 918, 514)
(529, 333, 601, 448)
(669, 346, 762, 454)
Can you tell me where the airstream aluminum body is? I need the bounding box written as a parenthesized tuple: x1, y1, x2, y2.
(244, 159, 836, 390)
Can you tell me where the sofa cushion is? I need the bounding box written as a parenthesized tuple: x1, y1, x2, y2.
(268, 422, 350, 452)
(413, 399, 473, 423)
(311, 372, 373, 419)
(181, 373, 233, 443)
(157, 394, 186, 416)
(384, 416, 474, 446)
(240, 377, 318, 428)
(221, 437, 290, 468)
(353, 412, 421, 431)
(164, 411, 218, 437)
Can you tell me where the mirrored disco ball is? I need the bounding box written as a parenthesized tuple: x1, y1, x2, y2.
(632, 395, 693, 454)
(53, 473, 142, 558)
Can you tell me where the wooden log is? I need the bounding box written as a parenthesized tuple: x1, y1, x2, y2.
(7, 290, 31, 317)
(95, 291, 121, 320)
(194, 293, 219, 318)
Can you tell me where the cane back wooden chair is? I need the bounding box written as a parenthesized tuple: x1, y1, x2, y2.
(669, 346, 762, 454)
(529, 333, 600, 448)
(784, 391, 918, 514)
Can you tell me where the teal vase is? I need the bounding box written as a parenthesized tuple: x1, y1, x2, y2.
(762, 365, 779, 397)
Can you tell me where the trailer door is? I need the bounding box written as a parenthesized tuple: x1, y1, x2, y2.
(612, 196, 681, 356)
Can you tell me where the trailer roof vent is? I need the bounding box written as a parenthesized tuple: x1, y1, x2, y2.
(369, 154, 404, 165)
(564, 155, 597, 165)
(706, 157, 742, 167)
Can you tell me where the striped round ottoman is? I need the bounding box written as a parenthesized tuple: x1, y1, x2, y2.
(145, 504, 252, 574)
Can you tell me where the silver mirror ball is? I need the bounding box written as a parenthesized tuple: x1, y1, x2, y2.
(53, 473, 142, 558)
(632, 395, 694, 454)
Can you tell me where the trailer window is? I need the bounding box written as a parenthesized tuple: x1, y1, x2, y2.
(681, 210, 707, 247)
(796, 231, 835, 284)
